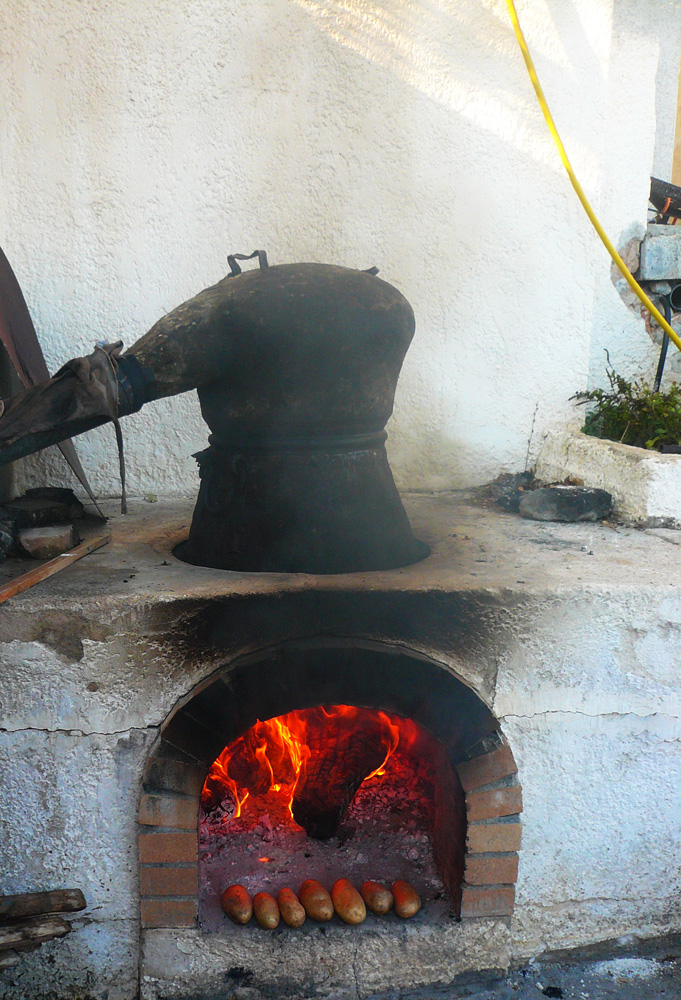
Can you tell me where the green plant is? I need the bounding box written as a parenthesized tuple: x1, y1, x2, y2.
(573, 363, 681, 450)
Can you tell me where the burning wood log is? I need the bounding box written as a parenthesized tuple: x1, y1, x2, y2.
(292, 714, 390, 839)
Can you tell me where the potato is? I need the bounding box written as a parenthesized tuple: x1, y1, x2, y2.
(221, 884, 253, 924)
(331, 879, 366, 925)
(299, 879, 334, 921)
(392, 880, 421, 918)
(253, 892, 280, 929)
(360, 880, 394, 915)
(278, 887, 306, 928)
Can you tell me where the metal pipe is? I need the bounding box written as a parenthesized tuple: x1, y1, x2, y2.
(653, 296, 672, 393)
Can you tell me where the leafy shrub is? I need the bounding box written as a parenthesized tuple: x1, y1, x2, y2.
(573, 365, 681, 450)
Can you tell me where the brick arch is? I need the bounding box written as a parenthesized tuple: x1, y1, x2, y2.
(138, 640, 522, 928)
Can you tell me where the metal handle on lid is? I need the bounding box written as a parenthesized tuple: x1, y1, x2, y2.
(227, 250, 269, 277)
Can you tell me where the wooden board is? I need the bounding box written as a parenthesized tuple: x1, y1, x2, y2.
(0, 889, 86, 922)
(0, 532, 110, 604)
(0, 916, 71, 952)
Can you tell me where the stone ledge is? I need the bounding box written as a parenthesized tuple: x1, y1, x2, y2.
(536, 429, 681, 525)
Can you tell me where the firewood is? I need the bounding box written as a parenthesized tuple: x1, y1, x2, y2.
(0, 532, 110, 605)
(0, 889, 86, 923)
(292, 717, 388, 839)
(0, 916, 71, 951)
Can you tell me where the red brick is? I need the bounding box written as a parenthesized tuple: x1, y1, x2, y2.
(144, 758, 207, 797)
(141, 898, 197, 928)
(140, 865, 198, 897)
(467, 823, 522, 854)
(139, 794, 198, 830)
(138, 832, 196, 864)
(464, 853, 519, 885)
(466, 785, 523, 822)
(457, 744, 517, 792)
(461, 885, 515, 918)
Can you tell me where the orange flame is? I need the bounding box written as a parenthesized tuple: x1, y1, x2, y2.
(201, 705, 417, 826)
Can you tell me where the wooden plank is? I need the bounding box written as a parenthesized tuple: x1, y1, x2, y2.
(0, 916, 71, 951)
(0, 532, 110, 605)
(0, 889, 86, 923)
(0, 949, 20, 968)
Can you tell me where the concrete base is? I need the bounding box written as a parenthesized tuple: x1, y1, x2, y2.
(536, 428, 681, 525)
(141, 920, 511, 1000)
(1, 493, 681, 998)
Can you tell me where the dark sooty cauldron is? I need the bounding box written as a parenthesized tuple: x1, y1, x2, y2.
(176, 258, 428, 574)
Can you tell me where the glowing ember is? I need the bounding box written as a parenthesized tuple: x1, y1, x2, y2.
(201, 705, 421, 837)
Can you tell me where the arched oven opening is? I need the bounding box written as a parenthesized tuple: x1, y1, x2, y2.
(139, 640, 522, 933)
(199, 703, 463, 928)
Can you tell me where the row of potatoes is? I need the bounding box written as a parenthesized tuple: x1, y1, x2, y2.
(222, 878, 421, 929)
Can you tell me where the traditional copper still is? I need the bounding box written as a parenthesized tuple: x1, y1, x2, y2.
(0, 253, 427, 573)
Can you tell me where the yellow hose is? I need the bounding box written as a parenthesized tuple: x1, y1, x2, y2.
(505, 0, 681, 355)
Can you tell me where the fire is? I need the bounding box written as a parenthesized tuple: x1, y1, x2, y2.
(201, 704, 418, 830)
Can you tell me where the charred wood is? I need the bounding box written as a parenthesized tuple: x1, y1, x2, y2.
(292, 718, 387, 839)
(0, 916, 71, 952)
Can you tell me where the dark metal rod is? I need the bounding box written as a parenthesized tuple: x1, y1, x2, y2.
(653, 296, 672, 393)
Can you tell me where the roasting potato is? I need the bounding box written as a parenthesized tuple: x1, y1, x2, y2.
(278, 887, 306, 928)
(253, 891, 280, 929)
(221, 884, 253, 924)
(331, 879, 366, 925)
(392, 880, 421, 918)
(299, 879, 334, 921)
(360, 880, 394, 915)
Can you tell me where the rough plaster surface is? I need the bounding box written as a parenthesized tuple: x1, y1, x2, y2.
(1, 497, 681, 997)
(1, 1, 680, 499)
(535, 428, 681, 523)
(141, 921, 511, 1000)
(0, 728, 153, 1000)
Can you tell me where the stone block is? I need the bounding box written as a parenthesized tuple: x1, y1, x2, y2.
(143, 758, 207, 797)
(466, 823, 522, 854)
(460, 886, 515, 918)
(138, 794, 198, 830)
(639, 224, 681, 280)
(17, 525, 79, 560)
(466, 785, 523, 821)
(519, 486, 612, 523)
(464, 853, 519, 885)
(457, 744, 517, 792)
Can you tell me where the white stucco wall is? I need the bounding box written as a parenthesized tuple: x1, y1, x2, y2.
(1, 0, 680, 498)
(2, 494, 681, 997)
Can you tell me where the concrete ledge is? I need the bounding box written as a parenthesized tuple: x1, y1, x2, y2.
(536, 429, 681, 525)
